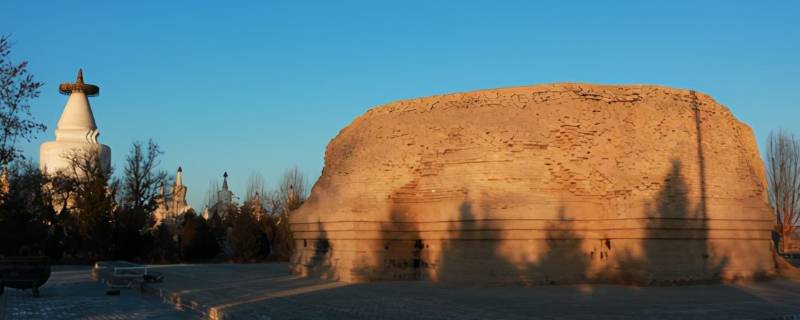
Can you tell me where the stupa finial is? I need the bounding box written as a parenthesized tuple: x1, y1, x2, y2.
(59, 68, 99, 96)
(175, 166, 184, 187)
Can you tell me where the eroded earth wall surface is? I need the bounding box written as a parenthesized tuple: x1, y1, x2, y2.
(290, 83, 776, 284)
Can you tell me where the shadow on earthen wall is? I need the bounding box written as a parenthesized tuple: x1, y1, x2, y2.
(374, 162, 731, 285)
(369, 205, 426, 280)
(527, 206, 591, 284)
(435, 200, 514, 283)
(606, 95, 731, 284)
(425, 197, 589, 285)
(638, 159, 727, 284)
(304, 221, 336, 279)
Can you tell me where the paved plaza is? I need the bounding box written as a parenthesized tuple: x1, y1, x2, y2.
(3, 263, 800, 319)
(144, 263, 800, 320)
(0, 266, 192, 320)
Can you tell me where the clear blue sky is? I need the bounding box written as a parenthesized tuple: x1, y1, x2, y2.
(2, 1, 798, 210)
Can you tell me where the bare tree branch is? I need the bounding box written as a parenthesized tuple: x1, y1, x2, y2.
(246, 172, 268, 205)
(120, 139, 168, 213)
(0, 35, 46, 165)
(204, 179, 220, 209)
(766, 129, 800, 252)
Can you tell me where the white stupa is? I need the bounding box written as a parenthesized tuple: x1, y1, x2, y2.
(202, 172, 235, 220)
(218, 172, 233, 205)
(154, 166, 193, 226)
(40, 69, 111, 174)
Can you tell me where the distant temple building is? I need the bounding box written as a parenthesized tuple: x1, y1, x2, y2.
(154, 167, 193, 225)
(40, 70, 111, 174)
(249, 191, 266, 218)
(203, 172, 236, 220)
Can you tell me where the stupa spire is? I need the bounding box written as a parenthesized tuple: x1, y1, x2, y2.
(216, 171, 234, 207)
(176, 166, 184, 187)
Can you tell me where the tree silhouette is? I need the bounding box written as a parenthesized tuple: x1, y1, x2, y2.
(0, 35, 46, 165)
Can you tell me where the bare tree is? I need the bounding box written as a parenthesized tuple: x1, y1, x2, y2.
(48, 170, 79, 214)
(120, 140, 168, 213)
(245, 172, 268, 205)
(0, 35, 46, 165)
(59, 147, 116, 259)
(766, 129, 800, 252)
(61, 147, 114, 188)
(276, 166, 308, 215)
(204, 179, 220, 209)
(273, 166, 308, 260)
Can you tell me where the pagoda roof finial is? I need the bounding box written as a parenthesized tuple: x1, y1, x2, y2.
(59, 68, 99, 96)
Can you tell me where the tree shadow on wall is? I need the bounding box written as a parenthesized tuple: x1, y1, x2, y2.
(642, 159, 727, 284)
(356, 150, 741, 285)
(366, 205, 427, 281)
(600, 159, 729, 285)
(298, 221, 336, 279)
(378, 161, 731, 286)
(435, 197, 589, 285)
(526, 207, 591, 285)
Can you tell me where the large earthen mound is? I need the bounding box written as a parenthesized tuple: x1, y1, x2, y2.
(290, 83, 776, 284)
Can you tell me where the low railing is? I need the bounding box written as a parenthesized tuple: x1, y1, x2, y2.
(92, 261, 163, 294)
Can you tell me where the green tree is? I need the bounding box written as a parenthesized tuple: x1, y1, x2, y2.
(150, 223, 178, 263)
(52, 208, 81, 261)
(207, 211, 228, 251)
(179, 211, 219, 261)
(231, 203, 267, 262)
(0, 162, 54, 256)
(113, 140, 168, 261)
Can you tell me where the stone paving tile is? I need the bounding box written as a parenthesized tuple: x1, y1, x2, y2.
(9, 263, 798, 319)
(143, 263, 800, 320)
(2, 266, 193, 320)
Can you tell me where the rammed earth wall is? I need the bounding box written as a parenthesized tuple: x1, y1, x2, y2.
(290, 83, 776, 284)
